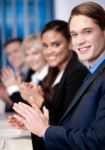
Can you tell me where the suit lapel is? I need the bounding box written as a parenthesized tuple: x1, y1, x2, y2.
(59, 61, 105, 124)
(52, 52, 78, 102)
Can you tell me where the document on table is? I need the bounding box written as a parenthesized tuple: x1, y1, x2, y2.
(0, 139, 5, 149)
(0, 128, 31, 138)
(0, 114, 32, 150)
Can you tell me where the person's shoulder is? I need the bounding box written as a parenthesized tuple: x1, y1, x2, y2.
(67, 51, 89, 74)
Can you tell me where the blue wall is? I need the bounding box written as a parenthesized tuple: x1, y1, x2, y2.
(0, 0, 54, 69)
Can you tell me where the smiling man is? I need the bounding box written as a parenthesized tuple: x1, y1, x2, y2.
(43, 2, 105, 149)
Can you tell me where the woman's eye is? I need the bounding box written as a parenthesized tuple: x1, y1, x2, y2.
(52, 43, 60, 47)
(42, 44, 47, 49)
(24, 54, 28, 57)
(33, 51, 39, 55)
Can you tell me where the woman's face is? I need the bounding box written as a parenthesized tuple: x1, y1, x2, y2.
(42, 30, 71, 70)
(24, 47, 46, 72)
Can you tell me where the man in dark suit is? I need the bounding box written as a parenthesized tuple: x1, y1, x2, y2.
(9, 2, 105, 150)
(42, 2, 105, 149)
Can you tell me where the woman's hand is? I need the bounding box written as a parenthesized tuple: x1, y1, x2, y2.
(0, 83, 11, 103)
(1, 67, 21, 89)
(8, 115, 27, 130)
(13, 102, 49, 137)
(20, 82, 44, 108)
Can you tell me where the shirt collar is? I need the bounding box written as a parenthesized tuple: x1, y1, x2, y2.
(31, 65, 49, 84)
(90, 54, 105, 74)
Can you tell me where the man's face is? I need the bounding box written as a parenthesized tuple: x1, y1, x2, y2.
(5, 42, 24, 69)
(69, 15, 105, 66)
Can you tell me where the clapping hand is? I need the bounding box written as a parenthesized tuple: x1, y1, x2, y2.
(12, 102, 49, 137)
(20, 82, 44, 107)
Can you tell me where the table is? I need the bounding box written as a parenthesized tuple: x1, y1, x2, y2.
(0, 113, 33, 150)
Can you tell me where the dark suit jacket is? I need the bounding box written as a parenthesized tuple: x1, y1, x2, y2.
(43, 51, 88, 125)
(32, 51, 88, 150)
(45, 59, 105, 150)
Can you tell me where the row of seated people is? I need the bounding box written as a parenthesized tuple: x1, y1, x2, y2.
(2, 2, 105, 149)
(0, 20, 88, 150)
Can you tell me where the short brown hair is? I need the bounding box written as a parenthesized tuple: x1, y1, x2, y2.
(69, 2, 105, 30)
(4, 38, 22, 48)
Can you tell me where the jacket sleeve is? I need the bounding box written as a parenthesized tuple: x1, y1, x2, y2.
(44, 81, 105, 150)
(9, 92, 28, 104)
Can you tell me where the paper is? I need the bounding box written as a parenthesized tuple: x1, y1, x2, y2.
(5, 139, 32, 150)
(0, 139, 5, 149)
(0, 128, 21, 138)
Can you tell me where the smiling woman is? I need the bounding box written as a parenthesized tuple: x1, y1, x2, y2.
(41, 20, 71, 71)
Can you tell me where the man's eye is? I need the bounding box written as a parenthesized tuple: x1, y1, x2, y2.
(84, 30, 92, 35)
(71, 33, 77, 38)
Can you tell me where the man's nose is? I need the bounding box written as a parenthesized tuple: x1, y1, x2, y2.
(77, 34, 86, 45)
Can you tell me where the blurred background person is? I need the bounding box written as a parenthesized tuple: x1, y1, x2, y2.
(4, 38, 25, 75)
(0, 75, 11, 114)
(14, 34, 50, 104)
(0, 38, 33, 112)
(21, 34, 48, 84)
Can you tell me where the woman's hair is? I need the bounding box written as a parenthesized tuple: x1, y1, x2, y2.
(21, 34, 43, 54)
(41, 20, 71, 42)
(69, 2, 105, 30)
(40, 20, 71, 101)
(41, 67, 59, 101)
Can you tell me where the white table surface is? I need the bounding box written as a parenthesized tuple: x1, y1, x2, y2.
(0, 113, 33, 150)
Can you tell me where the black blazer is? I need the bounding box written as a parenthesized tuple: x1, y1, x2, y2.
(44, 59, 105, 150)
(10, 68, 34, 102)
(44, 51, 88, 124)
(32, 51, 88, 150)
(6, 69, 34, 112)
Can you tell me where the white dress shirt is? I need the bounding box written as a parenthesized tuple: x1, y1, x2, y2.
(7, 65, 49, 96)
